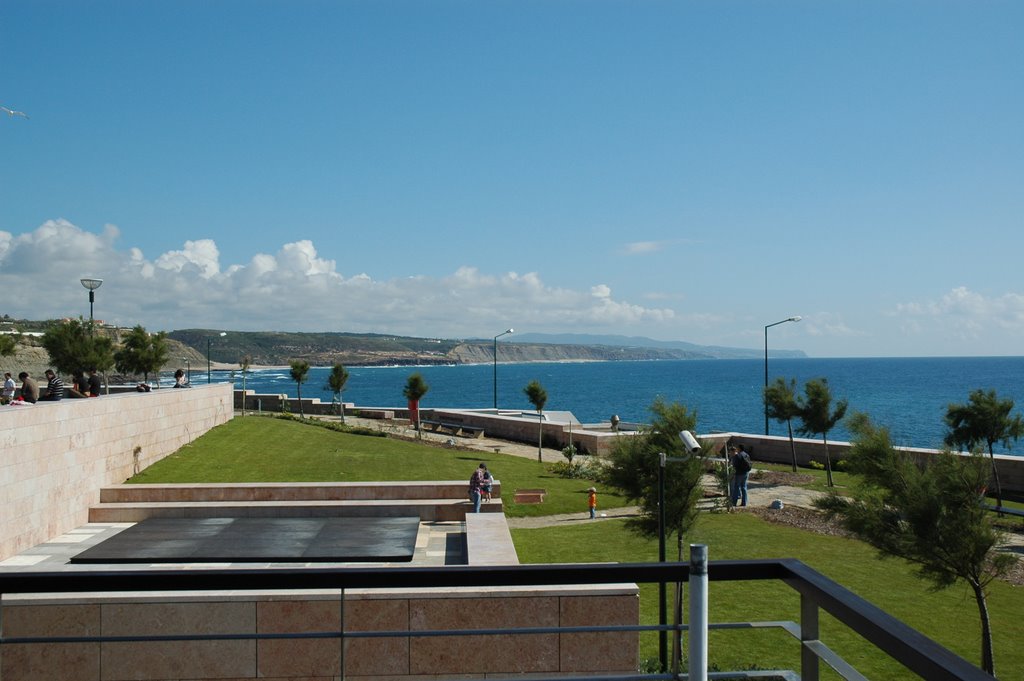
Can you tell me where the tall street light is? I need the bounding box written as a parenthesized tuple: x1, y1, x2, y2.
(493, 328, 513, 410)
(764, 316, 801, 435)
(80, 278, 103, 332)
(207, 332, 227, 384)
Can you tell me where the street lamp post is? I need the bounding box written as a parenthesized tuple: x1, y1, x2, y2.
(493, 328, 513, 410)
(764, 316, 802, 435)
(207, 332, 227, 384)
(80, 278, 103, 331)
(183, 358, 191, 384)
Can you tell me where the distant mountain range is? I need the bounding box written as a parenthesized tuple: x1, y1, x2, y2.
(505, 333, 807, 360)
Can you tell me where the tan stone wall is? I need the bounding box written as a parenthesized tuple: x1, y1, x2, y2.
(1, 588, 640, 680)
(0, 384, 234, 560)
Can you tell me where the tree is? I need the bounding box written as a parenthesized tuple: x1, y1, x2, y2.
(797, 377, 848, 487)
(815, 413, 1015, 676)
(603, 398, 706, 672)
(764, 377, 802, 472)
(289, 360, 310, 418)
(523, 380, 548, 462)
(41, 319, 115, 383)
(403, 372, 429, 438)
(944, 388, 1024, 509)
(239, 355, 252, 416)
(327, 363, 350, 422)
(114, 325, 169, 383)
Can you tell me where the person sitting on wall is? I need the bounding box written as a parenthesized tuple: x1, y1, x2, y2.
(2, 372, 15, 403)
(68, 370, 89, 398)
(17, 372, 39, 404)
(173, 368, 191, 388)
(86, 368, 102, 397)
(40, 369, 64, 401)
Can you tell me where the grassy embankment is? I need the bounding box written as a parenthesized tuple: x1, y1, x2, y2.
(130, 416, 1024, 679)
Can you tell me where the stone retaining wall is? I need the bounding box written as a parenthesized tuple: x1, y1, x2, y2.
(0, 384, 233, 561)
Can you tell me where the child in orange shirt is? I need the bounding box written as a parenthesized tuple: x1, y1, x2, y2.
(587, 487, 597, 519)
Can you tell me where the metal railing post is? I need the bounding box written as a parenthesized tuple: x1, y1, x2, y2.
(688, 544, 708, 681)
(801, 592, 820, 681)
(339, 588, 345, 681)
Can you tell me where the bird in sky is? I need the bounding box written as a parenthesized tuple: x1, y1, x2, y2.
(1, 106, 29, 119)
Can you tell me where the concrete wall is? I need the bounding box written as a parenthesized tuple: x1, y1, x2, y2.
(0, 384, 233, 561)
(701, 432, 1024, 495)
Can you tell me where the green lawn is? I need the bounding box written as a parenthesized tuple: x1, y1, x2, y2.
(130, 416, 624, 517)
(513, 515, 1024, 680)
(134, 416, 1023, 679)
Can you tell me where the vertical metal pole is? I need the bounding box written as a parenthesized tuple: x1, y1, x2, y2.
(339, 587, 346, 681)
(658, 452, 667, 671)
(207, 337, 212, 384)
(493, 336, 498, 410)
(764, 325, 770, 435)
(688, 544, 708, 681)
(801, 594, 820, 681)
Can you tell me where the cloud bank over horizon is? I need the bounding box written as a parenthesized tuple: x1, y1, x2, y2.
(0, 219, 675, 338)
(2, 219, 1024, 357)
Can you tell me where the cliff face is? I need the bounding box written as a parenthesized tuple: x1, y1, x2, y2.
(447, 342, 714, 364)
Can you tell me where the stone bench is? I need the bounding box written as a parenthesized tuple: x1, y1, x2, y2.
(513, 488, 546, 504)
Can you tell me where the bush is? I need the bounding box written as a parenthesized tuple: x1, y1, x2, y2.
(808, 460, 825, 470)
(549, 456, 606, 481)
(561, 444, 577, 462)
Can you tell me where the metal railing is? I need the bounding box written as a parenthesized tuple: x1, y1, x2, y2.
(0, 558, 993, 681)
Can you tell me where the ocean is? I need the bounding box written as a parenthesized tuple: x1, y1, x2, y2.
(198, 356, 1024, 455)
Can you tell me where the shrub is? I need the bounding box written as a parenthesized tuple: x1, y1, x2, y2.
(808, 460, 825, 470)
(561, 444, 577, 463)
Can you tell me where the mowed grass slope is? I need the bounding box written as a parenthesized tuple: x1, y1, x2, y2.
(129, 416, 624, 517)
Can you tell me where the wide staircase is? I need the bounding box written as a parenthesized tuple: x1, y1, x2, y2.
(89, 481, 503, 523)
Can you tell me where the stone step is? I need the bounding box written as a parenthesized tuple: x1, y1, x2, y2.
(89, 498, 504, 523)
(99, 481, 501, 504)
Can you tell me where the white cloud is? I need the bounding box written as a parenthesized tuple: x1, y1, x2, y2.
(894, 286, 1024, 338)
(0, 220, 675, 337)
(625, 240, 665, 255)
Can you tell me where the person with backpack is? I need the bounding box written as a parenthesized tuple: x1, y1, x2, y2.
(730, 444, 753, 507)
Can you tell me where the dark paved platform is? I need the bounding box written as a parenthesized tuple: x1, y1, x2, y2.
(70, 516, 421, 564)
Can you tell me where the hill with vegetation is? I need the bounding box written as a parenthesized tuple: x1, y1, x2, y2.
(168, 329, 786, 367)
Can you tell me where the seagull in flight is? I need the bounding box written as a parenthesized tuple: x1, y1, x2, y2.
(1, 106, 29, 119)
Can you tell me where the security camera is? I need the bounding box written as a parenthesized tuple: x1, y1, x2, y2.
(679, 430, 701, 454)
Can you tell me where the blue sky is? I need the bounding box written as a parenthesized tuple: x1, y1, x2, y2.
(1, 1, 1021, 357)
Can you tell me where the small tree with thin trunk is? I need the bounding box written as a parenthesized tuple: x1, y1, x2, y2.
(403, 372, 429, 438)
(327, 363, 350, 422)
(523, 380, 548, 462)
(796, 377, 848, 487)
(815, 413, 1015, 676)
(944, 388, 1023, 509)
(289, 360, 310, 418)
(764, 377, 802, 472)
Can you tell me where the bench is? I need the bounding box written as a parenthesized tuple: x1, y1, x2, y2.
(984, 504, 1024, 520)
(513, 488, 546, 504)
(419, 420, 485, 438)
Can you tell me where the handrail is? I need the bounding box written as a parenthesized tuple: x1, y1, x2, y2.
(0, 559, 992, 681)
